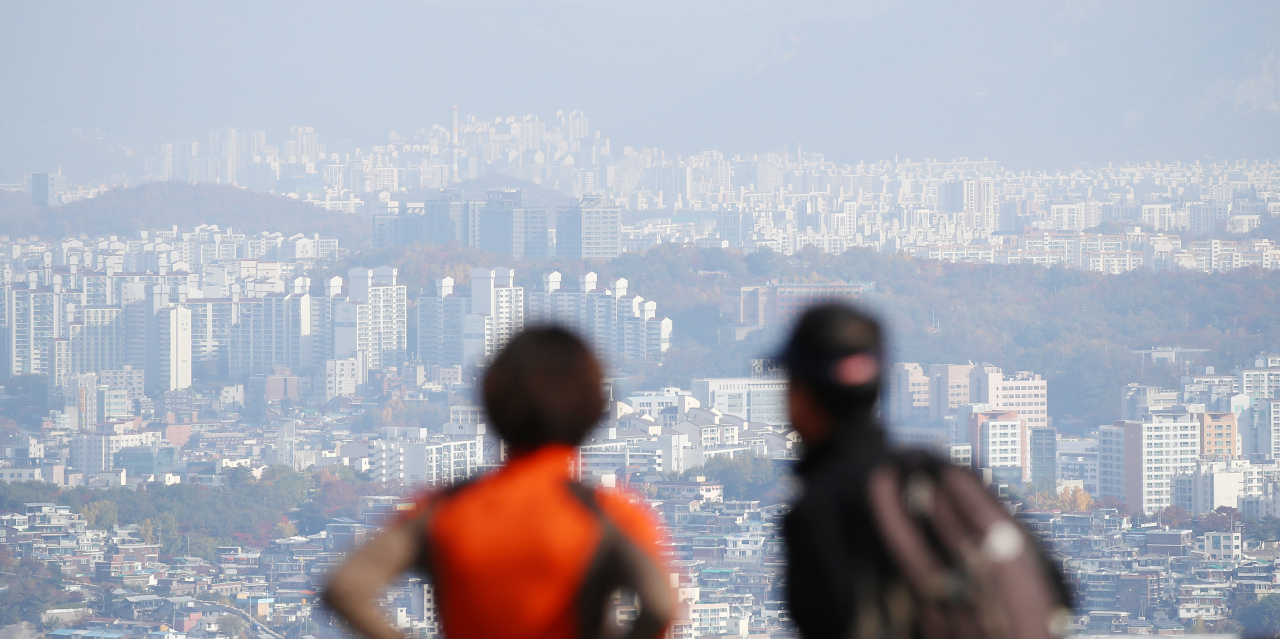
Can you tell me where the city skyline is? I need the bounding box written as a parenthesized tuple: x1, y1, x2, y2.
(4, 1, 1280, 182)
(8, 2, 1280, 636)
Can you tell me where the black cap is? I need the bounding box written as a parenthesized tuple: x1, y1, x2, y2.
(779, 303, 883, 416)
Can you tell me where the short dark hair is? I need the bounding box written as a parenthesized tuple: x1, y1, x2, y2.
(779, 303, 884, 420)
(483, 326, 605, 451)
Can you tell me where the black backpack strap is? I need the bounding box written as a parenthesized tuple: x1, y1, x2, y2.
(411, 477, 478, 578)
(566, 481, 671, 639)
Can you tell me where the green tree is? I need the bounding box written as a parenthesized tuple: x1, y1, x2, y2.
(220, 613, 247, 639)
(686, 453, 790, 502)
(139, 519, 157, 544)
(272, 520, 298, 539)
(224, 466, 253, 488)
(0, 551, 85, 624)
(1234, 594, 1280, 637)
(81, 500, 118, 530)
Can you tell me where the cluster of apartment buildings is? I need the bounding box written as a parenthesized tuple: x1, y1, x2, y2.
(874, 352, 1280, 631)
(371, 188, 625, 262)
(417, 267, 672, 372)
(0, 225, 672, 443)
(24, 112, 1277, 276)
(366, 159, 1280, 276)
(882, 354, 1280, 517)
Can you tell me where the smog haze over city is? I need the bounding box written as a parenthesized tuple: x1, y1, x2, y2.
(4, 1, 1280, 638)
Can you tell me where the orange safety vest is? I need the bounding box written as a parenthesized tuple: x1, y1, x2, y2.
(404, 444, 667, 639)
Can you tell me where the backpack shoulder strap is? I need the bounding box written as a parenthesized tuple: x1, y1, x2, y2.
(565, 481, 671, 639)
(411, 477, 479, 578)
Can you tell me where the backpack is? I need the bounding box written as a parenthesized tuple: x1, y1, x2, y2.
(864, 455, 1073, 639)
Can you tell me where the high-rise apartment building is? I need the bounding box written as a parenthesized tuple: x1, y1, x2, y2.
(370, 437, 482, 486)
(348, 267, 407, 372)
(98, 365, 146, 403)
(417, 277, 470, 369)
(152, 305, 192, 392)
(967, 410, 1027, 486)
(970, 365, 1050, 427)
(568, 111, 590, 152)
(526, 271, 670, 364)
(1240, 366, 1280, 402)
(929, 364, 974, 421)
(1121, 384, 1180, 421)
(963, 179, 997, 230)
(63, 373, 99, 431)
(322, 357, 364, 402)
(4, 280, 63, 378)
(1199, 412, 1240, 459)
(557, 196, 621, 261)
(461, 268, 524, 369)
(477, 190, 550, 260)
(186, 298, 236, 371)
(720, 281, 872, 339)
(691, 378, 789, 425)
(229, 292, 309, 379)
(1120, 408, 1203, 515)
(1256, 399, 1280, 460)
(70, 306, 125, 374)
(70, 430, 162, 475)
(1097, 423, 1129, 501)
(1029, 427, 1057, 495)
(1172, 459, 1266, 515)
(887, 363, 931, 423)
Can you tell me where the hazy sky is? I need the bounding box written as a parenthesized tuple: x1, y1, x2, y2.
(4, 1, 1279, 181)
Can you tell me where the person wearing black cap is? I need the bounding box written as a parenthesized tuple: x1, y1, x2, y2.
(781, 304, 1072, 639)
(779, 303, 896, 639)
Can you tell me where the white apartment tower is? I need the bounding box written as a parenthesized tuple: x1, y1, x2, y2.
(1120, 408, 1203, 515)
(348, 267, 408, 371)
(1257, 399, 1280, 460)
(526, 271, 671, 364)
(461, 268, 523, 369)
(4, 280, 63, 378)
(153, 304, 192, 392)
(967, 410, 1028, 483)
(970, 365, 1050, 427)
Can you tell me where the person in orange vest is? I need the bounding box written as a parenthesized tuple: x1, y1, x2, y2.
(324, 326, 673, 639)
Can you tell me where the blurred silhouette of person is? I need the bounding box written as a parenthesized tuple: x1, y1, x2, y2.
(325, 326, 673, 639)
(781, 304, 1069, 639)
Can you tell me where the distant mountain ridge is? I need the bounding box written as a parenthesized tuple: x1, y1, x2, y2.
(0, 182, 369, 244)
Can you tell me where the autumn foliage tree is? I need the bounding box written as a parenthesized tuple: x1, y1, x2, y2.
(1030, 486, 1094, 512)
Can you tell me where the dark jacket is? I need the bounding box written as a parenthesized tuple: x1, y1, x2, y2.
(784, 422, 898, 639)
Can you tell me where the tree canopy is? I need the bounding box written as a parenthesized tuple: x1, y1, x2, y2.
(0, 465, 315, 559)
(1234, 594, 1280, 638)
(683, 453, 794, 504)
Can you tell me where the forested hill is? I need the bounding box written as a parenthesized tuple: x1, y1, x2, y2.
(0, 182, 368, 243)
(346, 243, 1280, 430)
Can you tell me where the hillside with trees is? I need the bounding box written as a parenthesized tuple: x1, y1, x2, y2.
(6, 178, 1278, 430)
(341, 242, 1280, 430)
(0, 182, 368, 243)
(0, 465, 374, 560)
